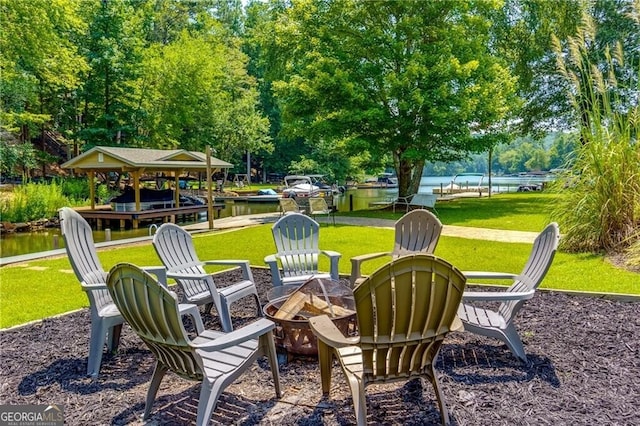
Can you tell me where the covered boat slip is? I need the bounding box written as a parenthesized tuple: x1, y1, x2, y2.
(62, 146, 232, 229)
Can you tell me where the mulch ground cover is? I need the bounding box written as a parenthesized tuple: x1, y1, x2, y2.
(1, 268, 638, 425)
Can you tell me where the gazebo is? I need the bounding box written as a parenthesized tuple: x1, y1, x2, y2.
(61, 146, 232, 229)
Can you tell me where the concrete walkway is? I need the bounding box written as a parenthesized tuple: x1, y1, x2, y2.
(185, 212, 539, 244)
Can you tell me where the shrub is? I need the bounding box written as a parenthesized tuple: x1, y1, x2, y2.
(0, 181, 73, 222)
(551, 13, 640, 253)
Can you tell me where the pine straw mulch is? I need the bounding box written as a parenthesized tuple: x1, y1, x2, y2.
(1, 268, 639, 426)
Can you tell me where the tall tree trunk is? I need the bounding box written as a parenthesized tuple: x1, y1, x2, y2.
(396, 157, 422, 198)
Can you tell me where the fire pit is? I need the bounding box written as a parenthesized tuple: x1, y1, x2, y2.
(263, 278, 357, 356)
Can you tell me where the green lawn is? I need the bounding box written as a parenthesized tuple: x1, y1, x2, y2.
(341, 192, 557, 231)
(0, 192, 637, 329)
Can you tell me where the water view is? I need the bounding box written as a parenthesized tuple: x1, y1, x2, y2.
(0, 174, 554, 258)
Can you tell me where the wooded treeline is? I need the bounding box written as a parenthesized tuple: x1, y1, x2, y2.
(1, 0, 638, 196)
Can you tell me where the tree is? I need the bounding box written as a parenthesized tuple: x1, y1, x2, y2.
(139, 25, 271, 162)
(0, 142, 37, 180)
(76, 0, 147, 147)
(0, 0, 88, 142)
(270, 0, 517, 196)
(243, 0, 316, 179)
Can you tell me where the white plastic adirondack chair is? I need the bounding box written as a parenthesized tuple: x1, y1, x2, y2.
(408, 193, 438, 214)
(309, 197, 335, 225)
(457, 222, 560, 362)
(106, 263, 281, 426)
(264, 212, 341, 287)
(278, 198, 304, 215)
(58, 207, 203, 377)
(152, 222, 261, 332)
(350, 209, 443, 286)
(392, 193, 415, 213)
(309, 254, 467, 426)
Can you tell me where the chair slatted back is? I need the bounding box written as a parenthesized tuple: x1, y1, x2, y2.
(271, 213, 321, 278)
(393, 209, 442, 256)
(499, 222, 560, 321)
(107, 263, 202, 381)
(153, 223, 212, 300)
(309, 197, 329, 213)
(279, 198, 301, 214)
(354, 254, 466, 383)
(59, 207, 112, 311)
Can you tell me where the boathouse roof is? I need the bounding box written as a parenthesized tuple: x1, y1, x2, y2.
(61, 146, 232, 173)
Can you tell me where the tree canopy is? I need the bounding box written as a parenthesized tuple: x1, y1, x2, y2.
(267, 0, 518, 195)
(1, 0, 637, 190)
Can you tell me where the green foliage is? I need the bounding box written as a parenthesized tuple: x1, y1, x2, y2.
(0, 0, 88, 133)
(57, 177, 114, 204)
(551, 10, 640, 252)
(268, 0, 518, 197)
(0, 182, 74, 223)
(139, 24, 271, 161)
(0, 142, 37, 179)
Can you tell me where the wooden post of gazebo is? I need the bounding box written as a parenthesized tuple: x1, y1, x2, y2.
(89, 170, 95, 210)
(206, 146, 214, 230)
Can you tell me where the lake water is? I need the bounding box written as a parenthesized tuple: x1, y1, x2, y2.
(0, 174, 553, 258)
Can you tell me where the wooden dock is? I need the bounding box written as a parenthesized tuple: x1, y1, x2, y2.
(76, 204, 224, 230)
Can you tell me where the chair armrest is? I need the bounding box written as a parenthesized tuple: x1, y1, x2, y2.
(191, 318, 276, 350)
(321, 250, 341, 258)
(203, 259, 253, 281)
(309, 315, 360, 348)
(321, 251, 342, 281)
(141, 266, 167, 286)
(167, 271, 209, 280)
(264, 254, 283, 286)
(462, 289, 535, 302)
(462, 271, 518, 280)
(81, 281, 108, 292)
(351, 252, 390, 263)
(350, 252, 390, 285)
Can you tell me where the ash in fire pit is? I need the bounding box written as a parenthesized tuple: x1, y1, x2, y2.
(263, 278, 357, 356)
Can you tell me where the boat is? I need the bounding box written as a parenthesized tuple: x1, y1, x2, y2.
(307, 174, 345, 194)
(282, 175, 322, 198)
(110, 187, 205, 211)
(358, 173, 398, 188)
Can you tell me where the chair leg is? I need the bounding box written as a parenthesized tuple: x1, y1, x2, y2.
(106, 323, 122, 353)
(261, 332, 282, 398)
(253, 292, 264, 318)
(178, 303, 205, 334)
(196, 377, 225, 426)
(427, 365, 451, 426)
(144, 362, 168, 420)
(344, 372, 367, 426)
(217, 301, 234, 332)
(87, 320, 109, 377)
(316, 340, 333, 395)
(502, 325, 527, 363)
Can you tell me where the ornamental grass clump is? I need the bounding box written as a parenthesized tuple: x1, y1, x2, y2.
(550, 12, 640, 255)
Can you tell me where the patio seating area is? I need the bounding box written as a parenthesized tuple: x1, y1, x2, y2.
(1, 266, 638, 425)
(2, 209, 638, 425)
